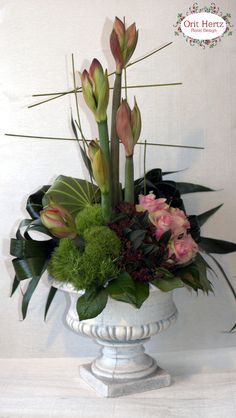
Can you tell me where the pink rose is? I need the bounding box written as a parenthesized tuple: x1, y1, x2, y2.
(169, 234, 198, 264)
(149, 209, 173, 239)
(169, 207, 190, 237)
(149, 206, 190, 240)
(136, 193, 168, 213)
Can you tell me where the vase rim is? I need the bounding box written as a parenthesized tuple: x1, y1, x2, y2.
(49, 276, 162, 295)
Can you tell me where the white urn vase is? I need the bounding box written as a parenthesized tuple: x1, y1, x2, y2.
(53, 281, 178, 397)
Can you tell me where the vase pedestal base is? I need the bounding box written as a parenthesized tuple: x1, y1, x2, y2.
(79, 363, 171, 398)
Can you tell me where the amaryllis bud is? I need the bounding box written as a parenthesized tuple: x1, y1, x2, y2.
(88, 140, 109, 193)
(110, 17, 138, 73)
(131, 97, 141, 143)
(116, 98, 141, 156)
(40, 204, 76, 238)
(80, 59, 109, 123)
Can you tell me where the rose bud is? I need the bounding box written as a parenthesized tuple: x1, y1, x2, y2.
(80, 59, 109, 123)
(116, 98, 141, 156)
(136, 193, 168, 213)
(110, 17, 138, 73)
(88, 140, 109, 193)
(40, 204, 76, 238)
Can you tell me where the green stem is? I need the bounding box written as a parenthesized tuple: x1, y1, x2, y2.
(29, 43, 173, 108)
(98, 120, 112, 221)
(110, 72, 122, 208)
(101, 192, 111, 224)
(125, 156, 134, 205)
(5, 133, 204, 150)
(32, 82, 182, 98)
(144, 140, 147, 195)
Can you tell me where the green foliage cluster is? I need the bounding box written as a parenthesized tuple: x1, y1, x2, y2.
(48, 225, 121, 290)
(75, 204, 103, 235)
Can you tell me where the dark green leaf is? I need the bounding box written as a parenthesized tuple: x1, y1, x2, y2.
(107, 272, 137, 305)
(156, 267, 176, 279)
(158, 230, 172, 244)
(175, 265, 201, 291)
(175, 182, 214, 194)
(208, 254, 236, 301)
(44, 286, 58, 320)
(127, 230, 146, 241)
(71, 115, 93, 178)
(152, 276, 183, 292)
(197, 204, 223, 227)
(12, 257, 48, 281)
(42, 175, 99, 216)
(194, 253, 213, 293)
(162, 169, 184, 176)
(10, 239, 55, 259)
(199, 237, 236, 254)
(76, 287, 108, 320)
(10, 276, 20, 297)
(127, 229, 146, 250)
(16, 219, 32, 240)
(26, 218, 53, 236)
(230, 323, 236, 332)
(27, 186, 50, 219)
(141, 243, 157, 255)
(134, 281, 149, 308)
(145, 168, 163, 183)
(22, 277, 41, 319)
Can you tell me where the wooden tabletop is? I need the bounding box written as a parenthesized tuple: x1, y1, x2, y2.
(0, 347, 235, 418)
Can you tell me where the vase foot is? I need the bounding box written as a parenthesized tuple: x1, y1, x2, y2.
(79, 363, 171, 397)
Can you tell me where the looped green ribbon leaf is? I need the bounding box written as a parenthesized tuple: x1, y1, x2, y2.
(10, 185, 59, 319)
(26, 185, 50, 219)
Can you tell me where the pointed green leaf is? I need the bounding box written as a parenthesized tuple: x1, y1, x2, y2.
(10, 276, 20, 297)
(22, 276, 41, 319)
(175, 182, 215, 195)
(145, 168, 163, 183)
(162, 169, 184, 176)
(44, 286, 58, 320)
(176, 265, 202, 291)
(230, 323, 236, 332)
(71, 115, 93, 178)
(12, 257, 48, 281)
(76, 287, 108, 320)
(194, 253, 213, 293)
(26, 186, 50, 219)
(208, 254, 236, 301)
(134, 281, 149, 308)
(199, 237, 236, 254)
(107, 272, 137, 305)
(197, 204, 223, 227)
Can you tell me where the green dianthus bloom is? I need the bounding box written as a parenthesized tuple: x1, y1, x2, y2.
(75, 204, 103, 235)
(48, 225, 121, 290)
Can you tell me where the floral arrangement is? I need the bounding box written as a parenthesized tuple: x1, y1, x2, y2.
(10, 17, 236, 326)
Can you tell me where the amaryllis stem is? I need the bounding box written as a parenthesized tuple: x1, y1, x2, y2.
(101, 192, 111, 224)
(110, 72, 122, 208)
(125, 155, 134, 204)
(97, 120, 112, 221)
